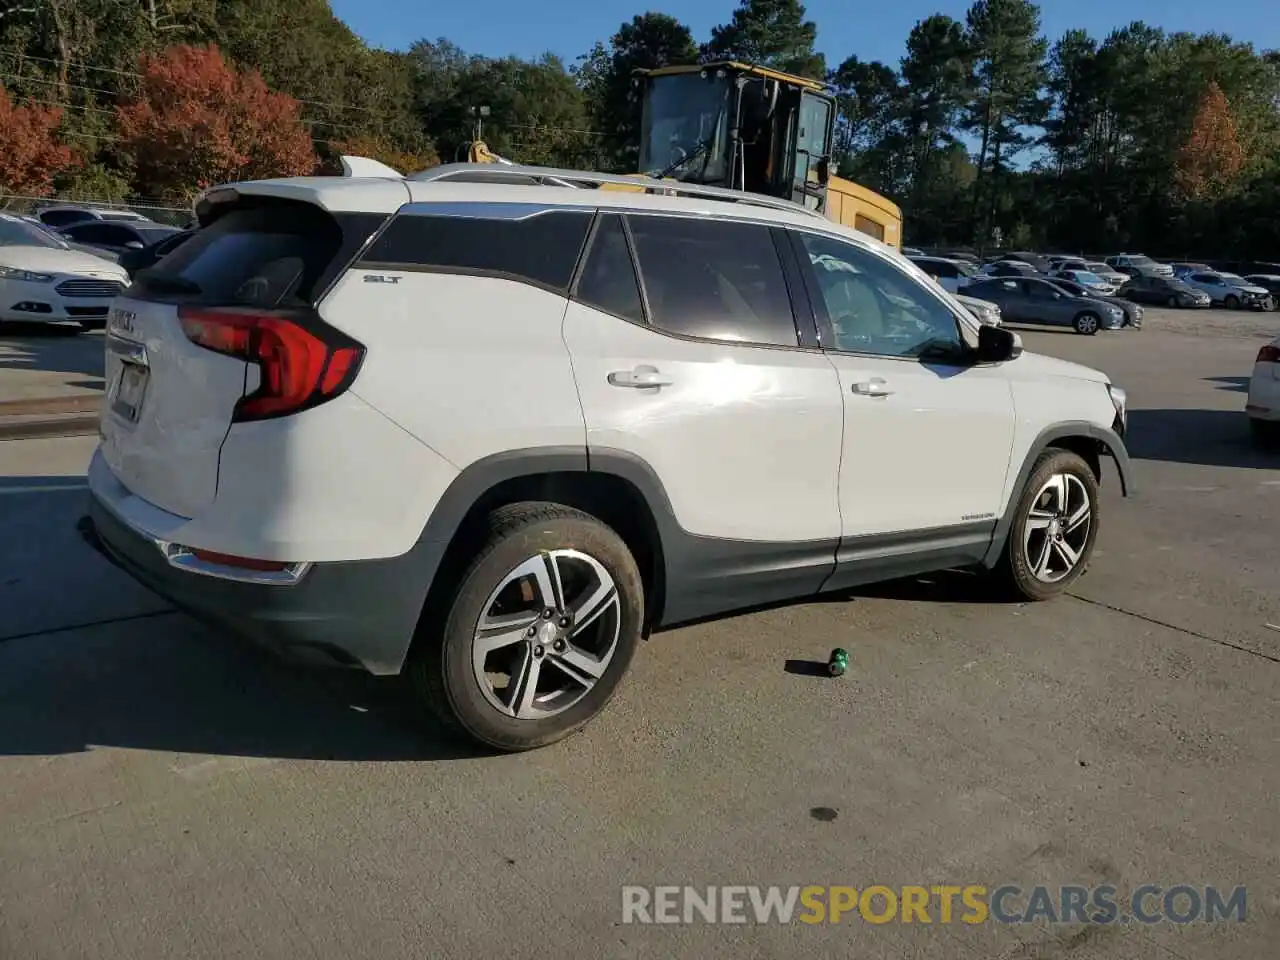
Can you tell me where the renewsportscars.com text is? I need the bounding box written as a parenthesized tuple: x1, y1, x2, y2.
(621, 884, 1247, 926)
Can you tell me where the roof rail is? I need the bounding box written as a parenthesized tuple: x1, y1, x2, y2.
(408, 162, 828, 220)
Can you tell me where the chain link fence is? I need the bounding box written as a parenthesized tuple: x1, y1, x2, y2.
(0, 193, 191, 227)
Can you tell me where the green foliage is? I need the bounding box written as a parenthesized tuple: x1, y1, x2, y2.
(703, 0, 826, 80)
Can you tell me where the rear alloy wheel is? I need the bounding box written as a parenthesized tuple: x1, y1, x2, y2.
(411, 502, 643, 752)
(1225, 294, 1240, 310)
(994, 449, 1099, 601)
(1073, 312, 1100, 335)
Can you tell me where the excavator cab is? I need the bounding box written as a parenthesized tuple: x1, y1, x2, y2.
(635, 61, 835, 214)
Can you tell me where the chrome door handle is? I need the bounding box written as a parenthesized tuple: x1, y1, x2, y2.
(608, 367, 672, 388)
(851, 378, 893, 397)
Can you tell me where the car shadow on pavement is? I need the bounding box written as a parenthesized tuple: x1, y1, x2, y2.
(0, 618, 488, 762)
(0, 324, 106, 385)
(1204, 376, 1250, 393)
(1125, 408, 1277, 468)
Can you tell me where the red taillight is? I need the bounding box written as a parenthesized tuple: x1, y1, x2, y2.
(178, 307, 364, 421)
(1257, 344, 1280, 364)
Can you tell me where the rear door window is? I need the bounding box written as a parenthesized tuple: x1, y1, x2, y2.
(626, 214, 799, 347)
(142, 203, 344, 307)
(574, 214, 645, 325)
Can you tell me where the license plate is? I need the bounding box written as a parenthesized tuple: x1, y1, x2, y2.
(112, 363, 148, 423)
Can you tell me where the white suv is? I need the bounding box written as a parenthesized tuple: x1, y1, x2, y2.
(81, 162, 1133, 752)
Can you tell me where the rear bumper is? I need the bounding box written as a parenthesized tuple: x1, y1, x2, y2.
(82, 488, 444, 676)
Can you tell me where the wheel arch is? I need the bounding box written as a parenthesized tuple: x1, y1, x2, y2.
(412, 447, 675, 643)
(982, 421, 1134, 568)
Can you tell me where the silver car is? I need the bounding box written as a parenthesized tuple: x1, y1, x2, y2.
(964, 277, 1125, 335)
(1182, 271, 1273, 310)
(1085, 261, 1129, 287)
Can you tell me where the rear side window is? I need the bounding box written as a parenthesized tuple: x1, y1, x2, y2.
(574, 214, 645, 325)
(361, 208, 592, 294)
(143, 203, 343, 307)
(626, 215, 798, 347)
(42, 209, 92, 228)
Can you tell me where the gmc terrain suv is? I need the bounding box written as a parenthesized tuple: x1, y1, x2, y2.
(81, 162, 1133, 752)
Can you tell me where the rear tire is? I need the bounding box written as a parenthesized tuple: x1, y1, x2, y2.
(1167, 295, 1179, 309)
(409, 501, 644, 752)
(1073, 312, 1100, 335)
(992, 449, 1099, 602)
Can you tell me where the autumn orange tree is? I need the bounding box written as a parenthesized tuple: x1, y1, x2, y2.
(1173, 81, 1247, 203)
(117, 45, 318, 202)
(0, 85, 80, 197)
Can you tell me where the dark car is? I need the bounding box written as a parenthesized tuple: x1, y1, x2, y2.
(1243, 275, 1280, 310)
(58, 221, 181, 257)
(118, 229, 194, 277)
(964, 277, 1126, 334)
(1045, 277, 1143, 329)
(1115, 275, 1211, 309)
(981, 260, 1040, 279)
(1000, 250, 1054, 273)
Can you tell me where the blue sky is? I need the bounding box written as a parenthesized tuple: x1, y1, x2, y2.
(330, 0, 1278, 68)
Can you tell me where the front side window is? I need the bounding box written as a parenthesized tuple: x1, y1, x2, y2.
(638, 72, 731, 183)
(796, 231, 967, 359)
(626, 215, 797, 347)
(0, 216, 68, 249)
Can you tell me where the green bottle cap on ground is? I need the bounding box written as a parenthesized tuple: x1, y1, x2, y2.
(828, 648, 848, 675)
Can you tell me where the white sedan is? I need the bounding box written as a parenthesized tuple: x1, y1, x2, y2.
(1246, 337, 1280, 444)
(0, 213, 130, 331)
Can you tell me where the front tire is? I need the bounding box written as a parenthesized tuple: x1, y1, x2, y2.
(410, 501, 644, 752)
(994, 449, 1100, 601)
(1225, 294, 1240, 310)
(1073, 312, 1100, 335)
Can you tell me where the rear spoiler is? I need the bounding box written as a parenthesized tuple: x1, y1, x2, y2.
(339, 155, 405, 179)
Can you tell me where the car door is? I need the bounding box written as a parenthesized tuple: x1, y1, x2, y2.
(562, 212, 845, 619)
(970, 280, 1022, 319)
(786, 228, 1015, 575)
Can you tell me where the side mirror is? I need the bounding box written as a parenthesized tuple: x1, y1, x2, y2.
(125, 241, 144, 250)
(977, 323, 1021, 363)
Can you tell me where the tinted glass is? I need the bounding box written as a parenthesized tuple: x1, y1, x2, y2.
(627, 215, 797, 346)
(1191, 273, 1216, 283)
(41, 210, 92, 227)
(135, 226, 180, 245)
(144, 203, 342, 306)
(64, 223, 111, 243)
(1055, 280, 1087, 297)
(798, 231, 964, 358)
(363, 208, 591, 293)
(1025, 281, 1059, 299)
(574, 215, 644, 325)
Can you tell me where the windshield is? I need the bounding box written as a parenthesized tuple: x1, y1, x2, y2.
(1128, 256, 1155, 266)
(1074, 271, 1105, 284)
(1086, 262, 1113, 273)
(0, 216, 69, 249)
(639, 72, 731, 183)
(135, 226, 180, 245)
(1219, 272, 1243, 282)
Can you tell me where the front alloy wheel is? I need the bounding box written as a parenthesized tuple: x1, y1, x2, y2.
(1022, 474, 1091, 584)
(994, 449, 1100, 601)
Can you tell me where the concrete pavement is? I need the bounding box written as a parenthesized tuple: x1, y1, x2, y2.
(0, 315, 1277, 959)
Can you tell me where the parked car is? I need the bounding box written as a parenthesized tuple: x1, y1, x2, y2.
(78, 164, 1132, 751)
(58, 221, 182, 257)
(1048, 257, 1089, 272)
(1049, 268, 1118, 296)
(980, 260, 1040, 279)
(964, 276, 1125, 334)
(1242, 275, 1280, 309)
(0, 212, 130, 331)
(902, 246, 925, 257)
(1115, 275, 1211, 309)
(1246, 337, 1280, 444)
(1084, 261, 1129, 287)
(1171, 261, 1213, 279)
(999, 250, 1054, 273)
(955, 293, 1002, 326)
(1045, 277, 1142, 328)
(1181, 271, 1272, 310)
(118, 229, 195, 277)
(909, 255, 980, 294)
(18, 214, 121, 263)
(1105, 253, 1174, 278)
(35, 205, 154, 229)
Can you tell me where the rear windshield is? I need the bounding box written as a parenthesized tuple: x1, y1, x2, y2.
(142, 203, 341, 307)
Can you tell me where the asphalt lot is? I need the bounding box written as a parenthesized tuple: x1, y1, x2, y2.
(1, 307, 1277, 959)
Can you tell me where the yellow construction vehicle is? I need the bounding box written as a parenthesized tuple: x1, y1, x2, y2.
(632, 61, 902, 249)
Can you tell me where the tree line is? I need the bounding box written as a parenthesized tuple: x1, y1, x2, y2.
(0, 0, 1276, 256)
